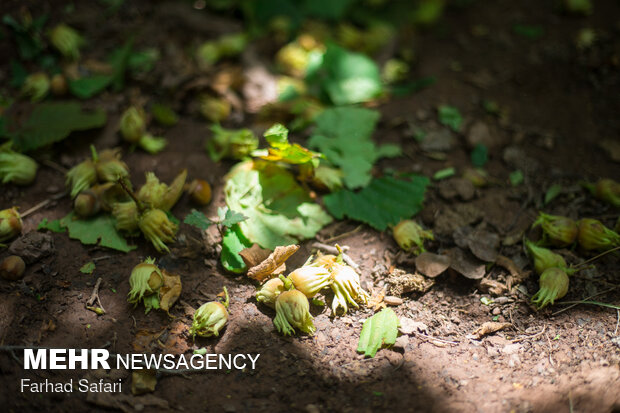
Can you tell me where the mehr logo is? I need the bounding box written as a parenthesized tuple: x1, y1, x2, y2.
(24, 349, 110, 370)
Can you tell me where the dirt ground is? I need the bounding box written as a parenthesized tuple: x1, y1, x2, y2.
(1, 0, 619, 412)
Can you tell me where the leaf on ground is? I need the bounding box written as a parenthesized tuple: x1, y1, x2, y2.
(544, 184, 562, 205)
(433, 167, 456, 180)
(220, 224, 253, 273)
(323, 175, 429, 231)
(513, 24, 544, 40)
(471, 322, 512, 339)
(183, 209, 212, 231)
(306, 43, 382, 105)
(159, 270, 182, 312)
(217, 207, 248, 229)
(151, 103, 179, 126)
(246, 244, 299, 282)
(37, 218, 66, 233)
(255, 123, 322, 166)
(79, 261, 96, 274)
(357, 308, 399, 357)
(68, 75, 113, 99)
(470, 143, 488, 167)
(225, 160, 333, 249)
(509, 170, 524, 186)
(437, 105, 462, 132)
(9, 102, 107, 152)
(60, 212, 136, 253)
(308, 107, 401, 189)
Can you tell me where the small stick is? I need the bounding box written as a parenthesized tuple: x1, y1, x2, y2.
(324, 225, 362, 244)
(312, 242, 360, 272)
(92, 256, 111, 262)
(40, 159, 68, 174)
(415, 332, 459, 345)
(614, 310, 619, 336)
(552, 286, 618, 316)
(21, 192, 67, 218)
(511, 325, 547, 343)
(86, 277, 106, 314)
(570, 246, 620, 271)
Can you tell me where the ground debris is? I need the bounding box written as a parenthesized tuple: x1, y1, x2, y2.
(470, 322, 512, 339)
(386, 268, 434, 296)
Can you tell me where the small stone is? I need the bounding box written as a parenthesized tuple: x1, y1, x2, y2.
(492, 307, 501, 316)
(393, 335, 409, 351)
(384, 296, 404, 306)
(502, 343, 522, 355)
(305, 404, 320, 413)
(419, 129, 455, 152)
(466, 121, 494, 148)
(399, 317, 428, 335)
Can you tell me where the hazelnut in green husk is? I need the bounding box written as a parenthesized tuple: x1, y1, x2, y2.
(0, 207, 22, 242)
(190, 287, 229, 338)
(112, 201, 140, 232)
(120, 106, 147, 144)
(138, 134, 167, 154)
(95, 148, 130, 183)
(577, 218, 620, 251)
(21, 72, 50, 102)
(49, 23, 83, 59)
(524, 238, 569, 275)
(66, 159, 97, 198)
(274, 289, 315, 336)
(532, 212, 578, 247)
(588, 179, 620, 208)
(138, 208, 177, 253)
(287, 266, 331, 298)
(0, 143, 38, 185)
(330, 262, 369, 316)
(531, 268, 569, 309)
(256, 277, 285, 309)
(392, 219, 434, 255)
(127, 258, 164, 314)
(206, 125, 258, 162)
(137, 170, 187, 211)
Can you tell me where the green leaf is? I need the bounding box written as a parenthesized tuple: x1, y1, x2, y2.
(433, 167, 455, 180)
(390, 76, 436, 97)
(263, 123, 289, 147)
(513, 24, 544, 40)
(437, 105, 462, 132)
(218, 207, 248, 229)
(309, 107, 401, 189)
(220, 224, 253, 273)
(183, 209, 212, 231)
(37, 218, 66, 233)
(470, 143, 488, 167)
(9, 102, 107, 152)
(306, 43, 382, 105)
(509, 170, 524, 186)
(68, 75, 113, 99)
(256, 123, 322, 165)
(544, 184, 562, 205)
(60, 212, 136, 252)
(323, 175, 429, 231)
(357, 308, 399, 358)
(151, 103, 178, 126)
(225, 160, 333, 249)
(79, 261, 96, 274)
(107, 39, 133, 91)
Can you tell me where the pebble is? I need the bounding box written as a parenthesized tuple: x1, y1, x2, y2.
(384, 296, 403, 306)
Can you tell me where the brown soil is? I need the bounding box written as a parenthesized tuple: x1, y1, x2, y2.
(1, 1, 619, 412)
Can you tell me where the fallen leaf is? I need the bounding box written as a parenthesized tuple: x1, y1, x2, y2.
(467, 228, 500, 262)
(415, 252, 451, 277)
(357, 308, 399, 358)
(131, 369, 157, 395)
(446, 248, 486, 279)
(247, 244, 299, 281)
(159, 270, 182, 312)
(479, 278, 507, 296)
(239, 244, 271, 268)
(496, 255, 530, 290)
(132, 329, 166, 352)
(471, 322, 512, 339)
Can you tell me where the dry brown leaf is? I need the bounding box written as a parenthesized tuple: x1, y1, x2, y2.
(495, 254, 530, 290)
(131, 369, 157, 395)
(446, 248, 486, 280)
(369, 288, 387, 311)
(239, 243, 271, 268)
(162, 321, 190, 355)
(247, 244, 299, 281)
(479, 278, 507, 296)
(415, 252, 451, 278)
(472, 322, 512, 339)
(160, 270, 182, 313)
(132, 329, 166, 352)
